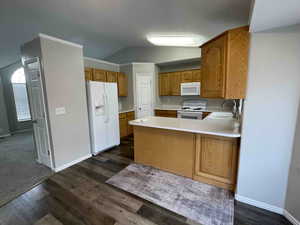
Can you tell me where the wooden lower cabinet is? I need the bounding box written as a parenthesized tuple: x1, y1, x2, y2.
(133, 126, 240, 191)
(154, 110, 177, 118)
(126, 111, 135, 135)
(119, 111, 135, 138)
(194, 134, 239, 190)
(202, 112, 211, 119)
(134, 126, 194, 178)
(119, 113, 128, 138)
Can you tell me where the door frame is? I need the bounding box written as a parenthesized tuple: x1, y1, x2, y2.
(23, 57, 53, 170)
(135, 73, 154, 118)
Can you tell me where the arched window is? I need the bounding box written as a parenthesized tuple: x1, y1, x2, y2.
(11, 68, 31, 121)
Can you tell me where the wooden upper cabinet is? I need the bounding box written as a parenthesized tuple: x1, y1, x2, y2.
(201, 36, 226, 98)
(192, 69, 201, 82)
(170, 72, 182, 96)
(106, 71, 117, 82)
(92, 69, 106, 82)
(200, 26, 249, 99)
(84, 68, 93, 80)
(117, 72, 128, 97)
(181, 70, 193, 83)
(159, 73, 171, 96)
(158, 70, 202, 96)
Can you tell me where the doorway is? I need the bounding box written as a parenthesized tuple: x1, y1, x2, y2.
(135, 74, 154, 118)
(0, 59, 52, 207)
(23, 58, 52, 168)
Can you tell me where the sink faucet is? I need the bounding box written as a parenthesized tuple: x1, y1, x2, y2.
(222, 99, 240, 120)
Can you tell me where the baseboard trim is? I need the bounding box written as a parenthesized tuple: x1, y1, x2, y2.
(235, 194, 284, 214)
(54, 154, 92, 172)
(284, 210, 300, 225)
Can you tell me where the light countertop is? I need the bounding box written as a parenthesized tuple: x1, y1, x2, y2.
(119, 109, 134, 114)
(154, 105, 232, 113)
(129, 113, 240, 138)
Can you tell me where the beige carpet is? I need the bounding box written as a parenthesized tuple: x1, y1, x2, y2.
(0, 132, 52, 207)
(106, 163, 234, 225)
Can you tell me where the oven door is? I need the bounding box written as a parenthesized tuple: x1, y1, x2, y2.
(177, 111, 203, 120)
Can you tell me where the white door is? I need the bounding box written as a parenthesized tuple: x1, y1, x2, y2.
(23, 58, 52, 168)
(136, 75, 153, 118)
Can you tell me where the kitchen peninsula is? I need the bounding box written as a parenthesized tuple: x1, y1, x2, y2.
(130, 113, 240, 190)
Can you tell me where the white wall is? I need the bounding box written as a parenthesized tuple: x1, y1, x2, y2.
(105, 46, 201, 64)
(132, 63, 156, 117)
(285, 99, 300, 222)
(40, 37, 91, 170)
(236, 25, 300, 213)
(84, 57, 119, 72)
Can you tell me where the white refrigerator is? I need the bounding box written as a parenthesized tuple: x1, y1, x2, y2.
(87, 81, 120, 155)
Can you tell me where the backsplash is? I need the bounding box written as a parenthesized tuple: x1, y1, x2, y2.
(156, 96, 234, 111)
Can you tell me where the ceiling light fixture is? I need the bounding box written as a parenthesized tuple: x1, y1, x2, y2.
(147, 35, 204, 47)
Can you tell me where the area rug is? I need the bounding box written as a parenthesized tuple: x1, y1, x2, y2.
(106, 163, 234, 225)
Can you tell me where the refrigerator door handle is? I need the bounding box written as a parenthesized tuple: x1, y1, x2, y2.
(105, 94, 109, 123)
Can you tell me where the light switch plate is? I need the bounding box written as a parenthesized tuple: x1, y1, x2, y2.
(55, 107, 66, 115)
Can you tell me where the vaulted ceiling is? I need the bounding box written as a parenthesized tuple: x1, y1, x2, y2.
(0, 0, 251, 68)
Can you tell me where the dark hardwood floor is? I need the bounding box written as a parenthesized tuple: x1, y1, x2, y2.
(0, 136, 292, 225)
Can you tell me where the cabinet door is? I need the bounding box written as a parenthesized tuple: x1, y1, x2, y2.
(126, 111, 135, 135)
(192, 69, 201, 82)
(155, 110, 165, 117)
(84, 68, 93, 80)
(170, 72, 182, 96)
(117, 72, 128, 96)
(194, 135, 238, 190)
(119, 113, 128, 138)
(93, 69, 106, 82)
(181, 70, 193, 83)
(167, 110, 177, 118)
(106, 71, 117, 82)
(201, 36, 226, 98)
(159, 73, 171, 96)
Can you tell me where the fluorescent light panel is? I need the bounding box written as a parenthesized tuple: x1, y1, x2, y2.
(147, 35, 204, 47)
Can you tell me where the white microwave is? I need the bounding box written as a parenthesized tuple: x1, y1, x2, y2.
(181, 82, 201, 96)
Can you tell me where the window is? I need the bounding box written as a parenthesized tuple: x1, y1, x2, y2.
(11, 68, 31, 121)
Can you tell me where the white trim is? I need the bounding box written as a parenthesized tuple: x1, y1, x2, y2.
(53, 154, 92, 172)
(84, 57, 119, 67)
(0, 133, 11, 138)
(39, 33, 83, 48)
(119, 63, 132, 66)
(284, 210, 300, 225)
(235, 194, 284, 214)
(132, 62, 155, 65)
